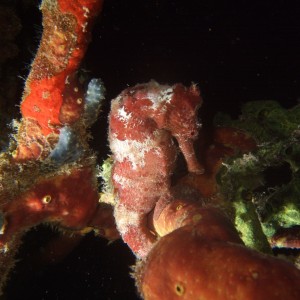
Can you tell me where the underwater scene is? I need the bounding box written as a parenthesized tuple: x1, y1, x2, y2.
(0, 0, 300, 299)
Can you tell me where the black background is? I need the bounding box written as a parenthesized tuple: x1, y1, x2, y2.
(3, 0, 300, 299)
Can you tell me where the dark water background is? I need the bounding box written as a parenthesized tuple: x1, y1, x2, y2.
(3, 0, 300, 299)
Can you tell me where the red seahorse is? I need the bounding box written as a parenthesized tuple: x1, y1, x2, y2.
(109, 80, 203, 258)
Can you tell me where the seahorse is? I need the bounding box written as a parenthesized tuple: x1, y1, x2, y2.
(108, 80, 203, 258)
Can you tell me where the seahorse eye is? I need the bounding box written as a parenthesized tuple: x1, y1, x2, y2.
(42, 195, 52, 204)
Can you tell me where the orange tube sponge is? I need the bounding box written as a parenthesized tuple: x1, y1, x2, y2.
(137, 225, 300, 300)
(15, 0, 103, 161)
(0, 166, 98, 249)
(152, 199, 242, 244)
(136, 198, 300, 299)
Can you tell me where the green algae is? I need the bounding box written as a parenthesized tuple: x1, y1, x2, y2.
(215, 100, 300, 251)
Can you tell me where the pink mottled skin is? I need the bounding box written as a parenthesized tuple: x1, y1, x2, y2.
(109, 81, 203, 258)
(0, 167, 118, 249)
